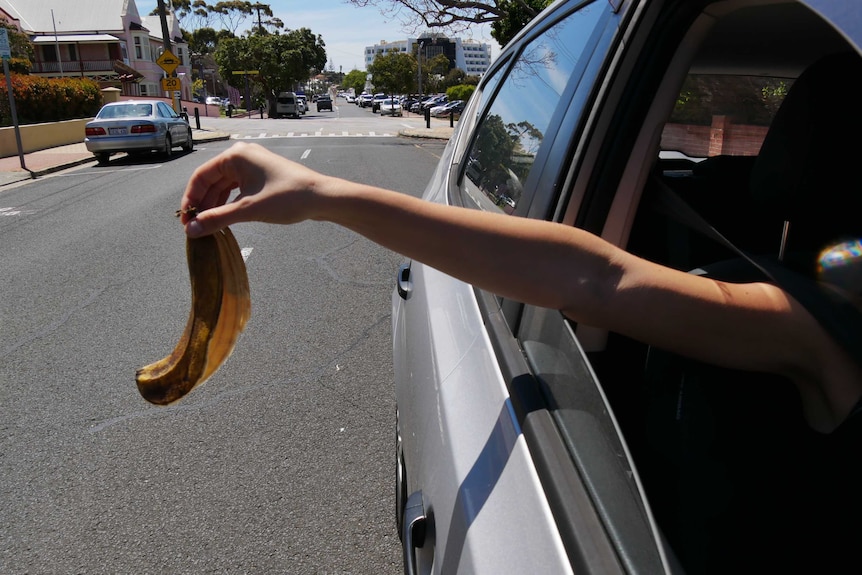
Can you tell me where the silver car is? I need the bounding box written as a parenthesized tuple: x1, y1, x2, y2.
(393, 0, 862, 573)
(84, 100, 193, 164)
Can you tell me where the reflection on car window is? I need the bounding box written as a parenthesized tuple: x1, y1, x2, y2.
(462, 2, 604, 214)
(660, 74, 792, 159)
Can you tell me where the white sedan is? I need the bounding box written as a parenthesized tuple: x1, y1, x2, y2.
(378, 98, 403, 116)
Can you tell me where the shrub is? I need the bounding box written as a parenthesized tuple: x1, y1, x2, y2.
(0, 75, 102, 126)
(446, 84, 476, 102)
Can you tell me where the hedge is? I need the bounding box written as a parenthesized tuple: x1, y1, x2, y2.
(0, 74, 103, 127)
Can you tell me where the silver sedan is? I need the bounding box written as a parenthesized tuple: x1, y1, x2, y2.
(84, 100, 193, 165)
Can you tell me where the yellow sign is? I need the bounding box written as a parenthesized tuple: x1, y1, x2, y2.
(161, 76, 182, 92)
(232, 70, 259, 75)
(156, 50, 180, 74)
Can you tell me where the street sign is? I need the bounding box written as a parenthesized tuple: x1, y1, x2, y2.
(0, 29, 10, 59)
(156, 49, 180, 74)
(231, 70, 259, 75)
(161, 76, 182, 91)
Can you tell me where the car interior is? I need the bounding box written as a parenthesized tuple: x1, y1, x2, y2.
(575, 1, 862, 572)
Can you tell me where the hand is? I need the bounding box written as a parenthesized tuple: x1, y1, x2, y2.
(180, 142, 328, 237)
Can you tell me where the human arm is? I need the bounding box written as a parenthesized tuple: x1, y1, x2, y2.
(181, 143, 853, 425)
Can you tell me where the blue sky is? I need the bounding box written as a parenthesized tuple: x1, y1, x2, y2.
(138, 0, 500, 73)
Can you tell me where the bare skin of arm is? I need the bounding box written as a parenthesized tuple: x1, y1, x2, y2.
(181, 142, 862, 432)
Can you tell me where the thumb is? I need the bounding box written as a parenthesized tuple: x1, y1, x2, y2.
(184, 203, 242, 238)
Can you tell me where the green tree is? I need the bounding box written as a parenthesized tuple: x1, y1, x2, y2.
(368, 52, 418, 95)
(0, 21, 34, 74)
(491, 0, 551, 45)
(215, 28, 326, 110)
(342, 69, 369, 94)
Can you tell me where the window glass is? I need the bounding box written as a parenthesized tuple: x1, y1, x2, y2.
(461, 2, 604, 214)
(660, 74, 791, 159)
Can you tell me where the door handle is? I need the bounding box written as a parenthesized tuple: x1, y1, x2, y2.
(396, 263, 413, 300)
(402, 490, 427, 575)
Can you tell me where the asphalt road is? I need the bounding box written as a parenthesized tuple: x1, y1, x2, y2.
(0, 123, 448, 574)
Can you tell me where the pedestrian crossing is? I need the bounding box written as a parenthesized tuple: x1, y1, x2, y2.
(231, 130, 397, 140)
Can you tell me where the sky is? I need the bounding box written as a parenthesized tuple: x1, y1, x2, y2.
(138, 0, 501, 73)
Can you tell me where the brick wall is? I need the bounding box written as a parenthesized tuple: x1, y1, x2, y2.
(662, 115, 770, 157)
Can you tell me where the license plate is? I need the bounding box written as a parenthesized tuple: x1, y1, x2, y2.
(108, 127, 127, 135)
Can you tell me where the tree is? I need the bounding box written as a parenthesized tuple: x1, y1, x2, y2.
(342, 69, 368, 94)
(348, 0, 551, 45)
(214, 28, 327, 109)
(368, 52, 418, 95)
(0, 21, 34, 74)
(491, 0, 552, 45)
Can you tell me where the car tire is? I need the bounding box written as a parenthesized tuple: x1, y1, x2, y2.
(163, 134, 173, 158)
(95, 152, 110, 165)
(182, 129, 194, 152)
(395, 408, 407, 540)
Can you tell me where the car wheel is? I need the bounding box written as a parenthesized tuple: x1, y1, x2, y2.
(182, 128, 194, 152)
(95, 152, 110, 165)
(163, 134, 173, 158)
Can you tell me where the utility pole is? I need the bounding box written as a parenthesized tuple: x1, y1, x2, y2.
(157, 0, 181, 112)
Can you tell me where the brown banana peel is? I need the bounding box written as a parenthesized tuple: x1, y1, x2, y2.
(135, 227, 251, 405)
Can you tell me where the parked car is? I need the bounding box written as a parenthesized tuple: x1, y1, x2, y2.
(371, 93, 388, 112)
(346, 95, 356, 103)
(358, 93, 374, 107)
(84, 100, 193, 165)
(421, 94, 447, 111)
(296, 95, 308, 114)
(378, 98, 403, 116)
(205, 95, 221, 106)
(316, 95, 333, 112)
(393, 1, 862, 574)
(430, 100, 464, 117)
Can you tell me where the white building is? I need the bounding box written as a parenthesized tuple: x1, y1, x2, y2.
(365, 35, 493, 78)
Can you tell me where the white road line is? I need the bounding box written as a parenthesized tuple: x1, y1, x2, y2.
(301, 149, 311, 160)
(241, 247, 253, 261)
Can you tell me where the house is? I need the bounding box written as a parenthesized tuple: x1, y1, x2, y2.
(0, 0, 192, 101)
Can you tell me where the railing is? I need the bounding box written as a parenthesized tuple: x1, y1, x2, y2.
(30, 60, 115, 74)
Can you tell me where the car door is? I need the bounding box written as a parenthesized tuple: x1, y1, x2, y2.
(393, 0, 671, 573)
(157, 102, 184, 143)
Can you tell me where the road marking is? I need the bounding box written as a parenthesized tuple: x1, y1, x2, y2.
(0, 206, 36, 216)
(241, 247, 253, 261)
(301, 149, 311, 160)
(259, 132, 267, 138)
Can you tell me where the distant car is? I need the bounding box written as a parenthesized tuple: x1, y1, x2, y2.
(378, 98, 403, 116)
(359, 93, 374, 107)
(296, 95, 308, 114)
(371, 93, 387, 112)
(84, 100, 193, 165)
(205, 96, 221, 106)
(346, 95, 356, 103)
(316, 96, 333, 112)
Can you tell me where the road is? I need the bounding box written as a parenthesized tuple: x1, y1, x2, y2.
(0, 105, 448, 574)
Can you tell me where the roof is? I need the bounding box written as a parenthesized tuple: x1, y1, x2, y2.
(0, 0, 131, 33)
(32, 34, 121, 43)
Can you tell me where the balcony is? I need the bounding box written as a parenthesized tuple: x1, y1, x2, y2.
(31, 60, 116, 74)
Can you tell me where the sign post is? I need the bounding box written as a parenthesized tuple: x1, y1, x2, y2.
(0, 29, 28, 174)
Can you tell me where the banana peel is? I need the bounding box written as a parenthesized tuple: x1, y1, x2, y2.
(136, 224, 251, 405)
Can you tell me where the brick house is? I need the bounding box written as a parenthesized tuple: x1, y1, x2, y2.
(0, 0, 191, 100)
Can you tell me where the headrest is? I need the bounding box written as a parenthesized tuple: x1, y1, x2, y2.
(749, 52, 862, 247)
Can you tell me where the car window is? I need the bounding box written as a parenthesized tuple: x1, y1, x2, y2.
(157, 102, 178, 118)
(660, 74, 791, 160)
(460, 1, 606, 214)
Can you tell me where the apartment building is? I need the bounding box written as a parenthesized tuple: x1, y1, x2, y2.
(365, 35, 493, 77)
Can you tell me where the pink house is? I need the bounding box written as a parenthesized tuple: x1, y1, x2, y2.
(0, 0, 192, 100)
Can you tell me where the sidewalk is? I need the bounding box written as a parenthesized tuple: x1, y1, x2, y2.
(0, 128, 231, 188)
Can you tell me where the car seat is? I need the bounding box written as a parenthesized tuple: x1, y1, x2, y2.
(637, 51, 862, 574)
